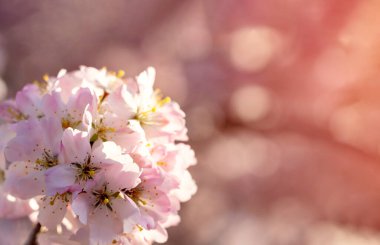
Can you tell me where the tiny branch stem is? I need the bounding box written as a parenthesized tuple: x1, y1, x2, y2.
(24, 222, 41, 245)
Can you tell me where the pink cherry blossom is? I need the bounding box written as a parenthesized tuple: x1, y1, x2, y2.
(4, 117, 63, 199)
(45, 128, 137, 196)
(103, 67, 188, 143)
(71, 163, 140, 244)
(0, 124, 38, 218)
(0, 100, 27, 123)
(0, 83, 45, 123)
(0, 66, 196, 244)
(150, 143, 197, 202)
(94, 85, 146, 152)
(51, 66, 124, 101)
(15, 84, 45, 118)
(122, 168, 172, 230)
(42, 87, 97, 131)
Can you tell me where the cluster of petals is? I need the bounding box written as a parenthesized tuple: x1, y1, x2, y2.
(0, 66, 196, 245)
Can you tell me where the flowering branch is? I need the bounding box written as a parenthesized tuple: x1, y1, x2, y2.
(0, 66, 197, 244)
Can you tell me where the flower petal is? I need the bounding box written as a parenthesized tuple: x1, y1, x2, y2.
(38, 196, 67, 229)
(4, 161, 45, 199)
(45, 164, 76, 196)
(71, 193, 89, 225)
(60, 128, 91, 164)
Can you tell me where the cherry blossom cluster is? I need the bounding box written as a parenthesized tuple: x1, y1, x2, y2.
(0, 67, 196, 244)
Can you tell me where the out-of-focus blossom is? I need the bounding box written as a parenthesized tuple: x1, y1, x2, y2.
(228, 26, 283, 72)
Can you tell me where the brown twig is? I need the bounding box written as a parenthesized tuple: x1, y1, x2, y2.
(24, 223, 41, 245)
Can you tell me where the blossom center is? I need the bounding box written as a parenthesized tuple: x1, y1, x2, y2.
(46, 192, 71, 206)
(35, 150, 58, 169)
(72, 156, 100, 182)
(122, 187, 147, 206)
(7, 107, 28, 122)
(92, 185, 120, 211)
(156, 161, 167, 167)
(91, 119, 116, 143)
(135, 92, 171, 125)
(61, 117, 81, 129)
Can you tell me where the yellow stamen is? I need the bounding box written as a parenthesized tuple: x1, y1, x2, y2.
(49, 192, 70, 206)
(137, 224, 143, 232)
(158, 96, 171, 106)
(43, 74, 49, 82)
(49, 193, 59, 205)
(88, 170, 96, 177)
(156, 161, 167, 167)
(139, 199, 147, 205)
(117, 70, 125, 78)
(102, 198, 110, 205)
(61, 119, 70, 129)
(7, 107, 27, 121)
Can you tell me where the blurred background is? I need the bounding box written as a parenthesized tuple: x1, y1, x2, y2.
(2, 0, 380, 244)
